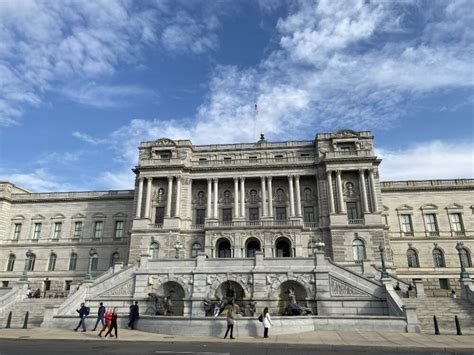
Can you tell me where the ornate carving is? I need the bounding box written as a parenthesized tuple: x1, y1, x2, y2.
(100, 279, 134, 297)
(329, 276, 369, 297)
(153, 138, 176, 146)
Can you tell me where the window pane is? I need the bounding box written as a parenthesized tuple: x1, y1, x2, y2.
(91, 256, 98, 271)
(114, 221, 124, 238)
(424, 214, 437, 232)
(69, 254, 77, 271)
(94, 222, 103, 238)
(13, 224, 21, 239)
(450, 213, 463, 231)
(347, 202, 359, 220)
(195, 209, 205, 225)
(155, 207, 165, 224)
(249, 208, 259, 221)
(48, 254, 56, 271)
(53, 222, 62, 238)
(303, 206, 315, 222)
(74, 222, 82, 238)
(191, 243, 201, 258)
(222, 208, 233, 222)
(33, 223, 42, 239)
(275, 207, 286, 221)
(400, 215, 412, 233)
(7, 255, 15, 271)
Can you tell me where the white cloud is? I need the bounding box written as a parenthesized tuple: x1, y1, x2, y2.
(0, 168, 78, 192)
(72, 132, 108, 145)
(377, 141, 474, 181)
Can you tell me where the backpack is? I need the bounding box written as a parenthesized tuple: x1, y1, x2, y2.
(258, 314, 263, 322)
(84, 307, 90, 316)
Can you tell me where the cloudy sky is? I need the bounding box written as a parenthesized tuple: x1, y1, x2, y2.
(0, 0, 472, 191)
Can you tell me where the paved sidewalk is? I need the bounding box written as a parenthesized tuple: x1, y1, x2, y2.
(0, 328, 474, 353)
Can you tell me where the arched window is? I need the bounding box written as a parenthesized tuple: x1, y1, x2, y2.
(191, 242, 202, 258)
(68, 253, 78, 271)
(246, 239, 261, 258)
(276, 238, 291, 257)
(7, 254, 15, 272)
(432, 248, 445, 267)
(406, 248, 419, 268)
(460, 248, 472, 268)
(27, 254, 36, 271)
(48, 253, 57, 271)
(352, 239, 366, 261)
(150, 243, 159, 260)
(91, 254, 99, 271)
(110, 252, 120, 266)
(217, 239, 232, 258)
(308, 241, 317, 257)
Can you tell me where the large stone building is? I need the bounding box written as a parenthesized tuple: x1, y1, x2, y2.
(0, 130, 472, 332)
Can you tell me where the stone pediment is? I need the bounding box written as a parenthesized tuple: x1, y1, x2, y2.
(32, 214, 46, 220)
(92, 212, 106, 219)
(420, 203, 438, 210)
(153, 138, 176, 147)
(328, 276, 371, 298)
(335, 129, 358, 138)
(71, 213, 86, 219)
(445, 203, 463, 210)
(113, 212, 127, 218)
(396, 204, 413, 211)
(52, 213, 66, 219)
(12, 215, 25, 220)
(98, 278, 134, 297)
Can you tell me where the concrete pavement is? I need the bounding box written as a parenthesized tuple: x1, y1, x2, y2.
(0, 327, 473, 353)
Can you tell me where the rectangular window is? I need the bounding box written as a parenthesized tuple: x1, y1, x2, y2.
(347, 202, 359, 220)
(303, 206, 315, 222)
(68, 256, 77, 271)
(222, 208, 233, 222)
(439, 279, 450, 290)
(223, 157, 232, 164)
(155, 207, 165, 224)
(450, 213, 463, 232)
(424, 214, 438, 232)
(249, 156, 258, 162)
(13, 223, 21, 240)
(94, 221, 103, 239)
(400, 215, 413, 233)
(65, 280, 72, 291)
(275, 207, 287, 221)
(53, 222, 62, 239)
(300, 153, 310, 157)
(198, 158, 208, 165)
(249, 208, 259, 221)
(91, 257, 98, 271)
(33, 223, 42, 240)
(195, 209, 205, 225)
(274, 154, 284, 161)
(114, 221, 124, 238)
(73, 222, 82, 238)
(160, 154, 170, 161)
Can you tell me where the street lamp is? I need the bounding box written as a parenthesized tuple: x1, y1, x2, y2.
(19, 249, 33, 282)
(379, 243, 389, 279)
(85, 248, 96, 280)
(456, 241, 470, 279)
(174, 239, 182, 259)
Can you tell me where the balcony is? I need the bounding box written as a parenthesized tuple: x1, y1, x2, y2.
(323, 150, 372, 159)
(428, 231, 439, 237)
(348, 219, 365, 225)
(205, 220, 302, 228)
(454, 231, 466, 236)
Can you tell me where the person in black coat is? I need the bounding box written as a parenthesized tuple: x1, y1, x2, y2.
(127, 301, 140, 329)
(74, 303, 89, 332)
(92, 302, 106, 331)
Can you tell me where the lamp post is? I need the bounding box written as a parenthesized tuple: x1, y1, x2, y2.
(379, 243, 389, 279)
(85, 248, 96, 280)
(456, 241, 470, 279)
(174, 239, 182, 259)
(19, 249, 32, 282)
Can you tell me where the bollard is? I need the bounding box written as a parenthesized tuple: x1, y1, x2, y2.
(5, 312, 12, 328)
(433, 315, 440, 335)
(22, 311, 29, 329)
(455, 315, 462, 335)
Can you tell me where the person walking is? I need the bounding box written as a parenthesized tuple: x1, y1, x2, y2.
(104, 308, 118, 339)
(262, 307, 272, 338)
(98, 308, 112, 337)
(73, 303, 90, 332)
(92, 302, 106, 331)
(127, 301, 140, 329)
(224, 308, 235, 339)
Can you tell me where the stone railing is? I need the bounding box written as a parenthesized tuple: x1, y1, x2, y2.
(460, 279, 474, 304)
(381, 179, 474, 191)
(323, 150, 373, 159)
(0, 285, 27, 314)
(348, 219, 365, 225)
(205, 220, 303, 228)
(371, 265, 414, 295)
(12, 190, 134, 201)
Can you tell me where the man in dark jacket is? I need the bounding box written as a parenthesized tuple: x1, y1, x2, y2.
(91, 302, 106, 331)
(127, 301, 140, 329)
(74, 302, 89, 332)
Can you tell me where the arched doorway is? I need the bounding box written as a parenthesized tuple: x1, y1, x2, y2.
(214, 280, 246, 315)
(275, 237, 291, 257)
(278, 280, 309, 315)
(245, 238, 261, 257)
(216, 238, 232, 258)
(155, 281, 186, 316)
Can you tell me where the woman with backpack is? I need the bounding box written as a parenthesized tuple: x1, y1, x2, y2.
(104, 308, 119, 339)
(262, 307, 272, 338)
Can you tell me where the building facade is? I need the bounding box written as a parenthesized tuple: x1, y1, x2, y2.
(0, 130, 472, 311)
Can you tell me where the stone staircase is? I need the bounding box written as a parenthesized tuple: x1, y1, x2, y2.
(404, 297, 474, 335)
(1, 298, 65, 328)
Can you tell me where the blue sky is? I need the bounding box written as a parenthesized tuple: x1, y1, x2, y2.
(0, 0, 472, 192)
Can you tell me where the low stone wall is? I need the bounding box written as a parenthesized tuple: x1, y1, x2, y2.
(42, 315, 407, 335)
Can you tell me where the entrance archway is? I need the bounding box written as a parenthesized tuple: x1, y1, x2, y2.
(278, 280, 308, 315)
(275, 237, 291, 257)
(156, 281, 186, 316)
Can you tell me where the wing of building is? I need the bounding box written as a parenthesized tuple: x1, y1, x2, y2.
(0, 130, 472, 333)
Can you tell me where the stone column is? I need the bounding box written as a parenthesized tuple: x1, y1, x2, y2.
(326, 171, 335, 214)
(315, 174, 322, 222)
(206, 178, 212, 218)
(233, 177, 239, 218)
(261, 176, 267, 217)
(240, 177, 246, 219)
(288, 175, 295, 217)
(175, 176, 181, 217)
(336, 170, 346, 213)
(295, 175, 302, 217)
(267, 176, 273, 217)
(166, 176, 173, 217)
(135, 177, 144, 218)
(145, 177, 153, 219)
(359, 169, 370, 213)
(368, 169, 379, 212)
(213, 178, 219, 219)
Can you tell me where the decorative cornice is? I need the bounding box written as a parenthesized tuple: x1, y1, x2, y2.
(381, 179, 474, 192)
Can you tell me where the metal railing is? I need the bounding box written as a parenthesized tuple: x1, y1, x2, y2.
(348, 219, 365, 225)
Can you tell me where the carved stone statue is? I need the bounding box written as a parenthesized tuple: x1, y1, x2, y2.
(283, 287, 312, 316)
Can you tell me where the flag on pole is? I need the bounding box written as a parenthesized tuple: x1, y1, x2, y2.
(255, 103, 259, 113)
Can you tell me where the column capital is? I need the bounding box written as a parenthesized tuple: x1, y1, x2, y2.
(335, 169, 342, 176)
(240, 177, 246, 182)
(207, 178, 212, 183)
(213, 177, 219, 182)
(266, 176, 272, 182)
(167, 176, 173, 181)
(326, 170, 333, 175)
(176, 175, 181, 181)
(358, 168, 366, 174)
(233, 177, 239, 182)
